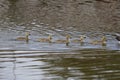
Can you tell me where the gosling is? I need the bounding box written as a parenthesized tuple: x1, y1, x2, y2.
(72, 35, 86, 45)
(90, 36, 107, 46)
(55, 35, 71, 46)
(16, 32, 30, 42)
(37, 35, 52, 43)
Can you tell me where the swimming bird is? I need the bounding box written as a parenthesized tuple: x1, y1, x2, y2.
(55, 35, 71, 46)
(72, 35, 86, 44)
(37, 35, 52, 43)
(16, 32, 30, 42)
(90, 36, 107, 46)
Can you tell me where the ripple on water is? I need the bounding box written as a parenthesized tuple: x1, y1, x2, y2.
(0, 49, 120, 80)
(0, 28, 120, 80)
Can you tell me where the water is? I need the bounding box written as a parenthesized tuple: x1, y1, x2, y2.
(0, 11, 120, 80)
(0, 30, 119, 80)
(0, 0, 120, 80)
(0, 50, 120, 80)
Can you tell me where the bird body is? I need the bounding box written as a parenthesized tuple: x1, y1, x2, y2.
(55, 40, 68, 43)
(16, 37, 28, 41)
(37, 35, 52, 43)
(16, 32, 30, 42)
(55, 35, 71, 46)
(90, 36, 107, 46)
(72, 35, 86, 43)
(91, 40, 106, 45)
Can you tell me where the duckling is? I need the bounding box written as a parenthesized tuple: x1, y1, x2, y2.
(90, 36, 107, 46)
(16, 32, 30, 42)
(55, 35, 71, 46)
(72, 35, 86, 44)
(37, 35, 52, 43)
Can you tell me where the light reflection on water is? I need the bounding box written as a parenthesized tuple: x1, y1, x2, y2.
(0, 50, 120, 80)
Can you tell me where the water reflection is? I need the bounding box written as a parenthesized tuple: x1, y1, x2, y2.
(0, 50, 120, 80)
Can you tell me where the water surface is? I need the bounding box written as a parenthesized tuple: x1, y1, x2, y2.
(0, 0, 120, 80)
(0, 49, 120, 80)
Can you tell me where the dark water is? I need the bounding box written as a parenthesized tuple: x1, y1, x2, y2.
(0, 0, 120, 80)
(0, 50, 120, 80)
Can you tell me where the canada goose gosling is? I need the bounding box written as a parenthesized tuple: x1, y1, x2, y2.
(66, 35, 71, 46)
(55, 35, 71, 46)
(80, 35, 86, 43)
(91, 36, 107, 46)
(101, 36, 107, 46)
(37, 35, 52, 43)
(16, 32, 30, 42)
(79, 35, 86, 45)
(72, 35, 86, 45)
(48, 35, 52, 43)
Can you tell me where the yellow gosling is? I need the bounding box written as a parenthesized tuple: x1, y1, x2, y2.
(55, 35, 71, 46)
(90, 36, 107, 46)
(16, 32, 30, 42)
(37, 35, 52, 43)
(72, 35, 86, 43)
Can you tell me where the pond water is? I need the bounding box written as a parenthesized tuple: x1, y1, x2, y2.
(0, 16, 120, 80)
(0, 29, 120, 80)
(0, 0, 120, 80)
(0, 49, 120, 80)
